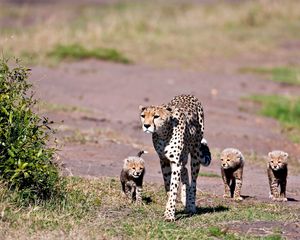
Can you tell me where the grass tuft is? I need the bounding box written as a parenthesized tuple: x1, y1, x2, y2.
(247, 94, 300, 143)
(239, 66, 300, 85)
(199, 171, 221, 178)
(48, 44, 131, 64)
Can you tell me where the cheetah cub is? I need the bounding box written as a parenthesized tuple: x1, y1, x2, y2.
(220, 148, 244, 201)
(267, 150, 288, 202)
(120, 150, 147, 203)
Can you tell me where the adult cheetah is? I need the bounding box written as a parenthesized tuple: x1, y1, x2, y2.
(139, 94, 211, 221)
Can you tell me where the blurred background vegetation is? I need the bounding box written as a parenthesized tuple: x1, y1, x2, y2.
(1, 0, 300, 68)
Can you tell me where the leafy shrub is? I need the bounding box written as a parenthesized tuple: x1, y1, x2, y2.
(0, 59, 61, 202)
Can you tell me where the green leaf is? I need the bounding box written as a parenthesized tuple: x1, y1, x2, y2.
(37, 149, 43, 157)
(1, 106, 9, 116)
(21, 162, 28, 169)
(8, 149, 15, 157)
(10, 171, 20, 181)
(9, 111, 13, 124)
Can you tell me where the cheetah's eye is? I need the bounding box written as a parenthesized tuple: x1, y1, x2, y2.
(270, 161, 273, 163)
(140, 114, 145, 118)
(154, 115, 160, 119)
(132, 167, 136, 170)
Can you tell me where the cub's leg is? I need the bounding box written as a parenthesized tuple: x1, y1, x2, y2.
(221, 169, 231, 198)
(233, 168, 243, 201)
(121, 180, 127, 197)
(136, 186, 143, 204)
(124, 183, 133, 201)
(279, 180, 287, 202)
(268, 169, 280, 200)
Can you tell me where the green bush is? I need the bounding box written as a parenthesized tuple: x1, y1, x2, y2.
(0, 59, 61, 202)
(48, 44, 131, 64)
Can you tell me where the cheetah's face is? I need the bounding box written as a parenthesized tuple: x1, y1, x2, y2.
(268, 151, 288, 171)
(220, 150, 242, 169)
(126, 161, 145, 178)
(139, 105, 172, 133)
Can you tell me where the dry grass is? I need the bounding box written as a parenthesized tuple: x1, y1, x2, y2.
(0, 177, 299, 239)
(1, 0, 300, 67)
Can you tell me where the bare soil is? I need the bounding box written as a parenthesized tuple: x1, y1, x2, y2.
(30, 59, 300, 194)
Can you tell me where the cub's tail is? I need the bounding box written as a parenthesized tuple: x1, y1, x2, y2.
(137, 150, 148, 158)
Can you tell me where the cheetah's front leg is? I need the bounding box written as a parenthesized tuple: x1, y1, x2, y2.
(164, 162, 181, 221)
(159, 156, 171, 196)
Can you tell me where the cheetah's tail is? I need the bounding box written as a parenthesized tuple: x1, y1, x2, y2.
(200, 138, 211, 166)
(137, 150, 148, 158)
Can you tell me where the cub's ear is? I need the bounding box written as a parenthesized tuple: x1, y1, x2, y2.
(283, 152, 289, 158)
(235, 149, 240, 155)
(139, 105, 146, 111)
(268, 152, 273, 158)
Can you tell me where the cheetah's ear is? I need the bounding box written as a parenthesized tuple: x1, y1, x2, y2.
(139, 105, 145, 111)
(139, 105, 146, 111)
(165, 106, 174, 112)
(283, 152, 289, 158)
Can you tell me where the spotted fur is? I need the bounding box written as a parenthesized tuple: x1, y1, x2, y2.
(220, 148, 244, 201)
(120, 151, 146, 203)
(139, 94, 211, 221)
(267, 150, 288, 202)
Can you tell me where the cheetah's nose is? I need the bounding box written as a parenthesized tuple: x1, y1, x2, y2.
(144, 124, 151, 129)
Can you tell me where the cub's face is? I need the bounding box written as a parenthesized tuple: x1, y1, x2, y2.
(125, 159, 145, 178)
(220, 149, 243, 169)
(268, 151, 288, 171)
(139, 105, 172, 133)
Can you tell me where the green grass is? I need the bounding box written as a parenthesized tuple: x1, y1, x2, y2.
(48, 44, 131, 64)
(38, 101, 92, 113)
(239, 66, 300, 85)
(0, 177, 299, 239)
(247, 94, 300, 143)
(199, 171, 221, 178)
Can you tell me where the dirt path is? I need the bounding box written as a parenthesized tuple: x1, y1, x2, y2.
(30, 60, 300, 204)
